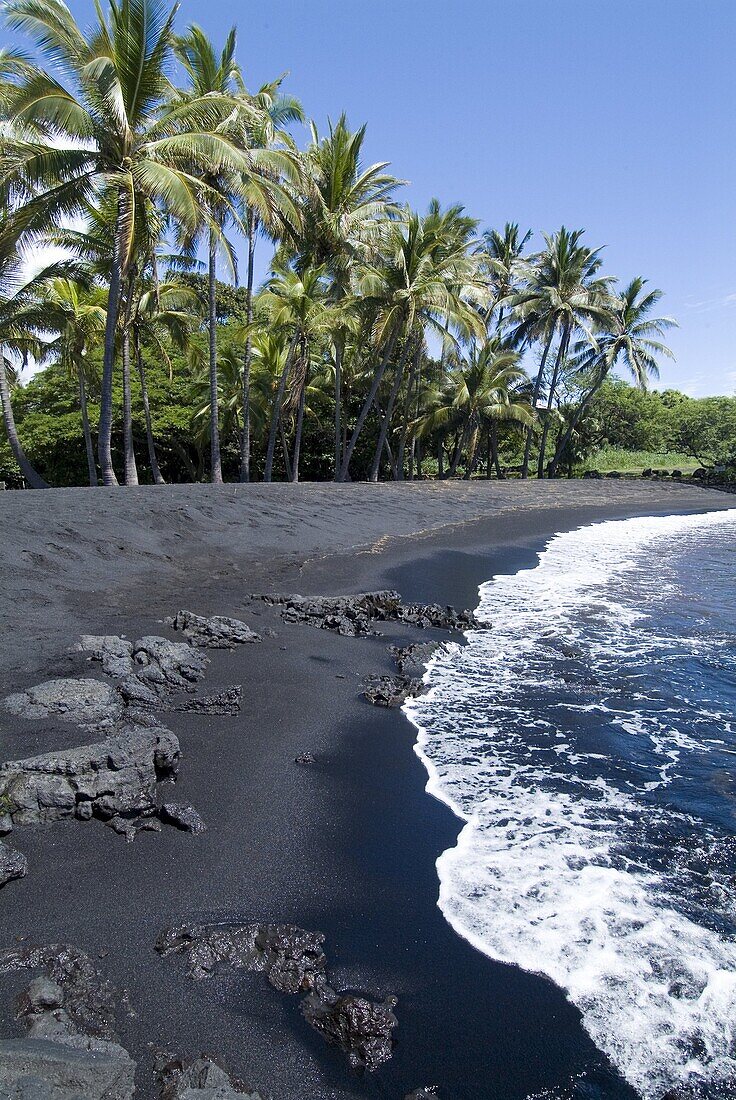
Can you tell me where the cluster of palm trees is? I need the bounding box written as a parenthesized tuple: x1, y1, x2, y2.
(0, 0, 676, 489)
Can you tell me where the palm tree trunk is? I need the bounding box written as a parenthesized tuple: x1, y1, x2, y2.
(339, 329, 400, 481)
(134, 330, 165, 484)
(333, 339, 342, 480)
(98, 190, 127, 487)
(521, 326, 554, 479)
(280, 422, 293, 481)
(121, 288, 139, 486)
(548, 369, 609, 478)
(396, 344, 420, 480)
(369, 341, 411, 482)
(291, 378, 306, 483)
(208, 225, 223, 484)
(78, 366, 97, 486)
(489, 422, 504, 478)
(537, 323, 571, 478)
(447, 418, 473, 478)
(0, 353, 49, 488)
(463, 424, 480, 479)
(264, 332, 299, 482)
(437, 441, 444, 479)
(240, 213, 256, 483)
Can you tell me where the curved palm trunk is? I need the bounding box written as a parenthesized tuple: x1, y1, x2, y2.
(121, 290, 139, 486)
(369, 342, 411, 482)
(98, 191, 127, 487)
(333, 339, 342, 480)
(78, 365, 97, 486)
(0, 353, 49, 488)
(264, 332, 299, 483)
(291, 380, 307, 483)
(339, 330, 399, 482)
(489, 422, 504, 478)
(447, 417, 473, 479)
(240, 214, 256, 483)
(208, 226, 223, 484)
(520, 327, 554, 479)
(548, 368, 609, 478)
(463, 425, 480, 479)
(134, 330, 165, 484)
(537, 323, 571, 478)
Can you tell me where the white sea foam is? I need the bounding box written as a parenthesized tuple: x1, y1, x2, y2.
(406, 508, 736, 1099)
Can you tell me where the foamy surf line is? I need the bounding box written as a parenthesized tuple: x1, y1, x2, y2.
(405, 508, 736, 1100)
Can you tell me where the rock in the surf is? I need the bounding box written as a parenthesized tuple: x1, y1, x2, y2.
(300, 985, 398, 1072)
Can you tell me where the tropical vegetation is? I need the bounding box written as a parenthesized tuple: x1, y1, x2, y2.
(2, 0, 722, 492)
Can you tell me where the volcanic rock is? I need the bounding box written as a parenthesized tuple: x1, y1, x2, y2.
(169, 610, 261, 649)
(0, 841, 27, 887)
(254, 591, 480, 636)
(157, 1054, 263, 1099)
(300, 985, 398, 1073)
(362, 675, 422, 708)
(156, 922, 327, 993)
(160, 802, 206, 835)
(3, 677, 124, 730)
(390, 641, 440, 678)
(0, 727, 180, 828)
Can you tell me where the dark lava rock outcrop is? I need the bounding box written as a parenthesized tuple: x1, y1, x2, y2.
(157, 920, 397, 1073)
(0, 944, 136, 1099)
(362, 675, 423, 708)
(301, 986, 398, 1073)
(77, 634, 209, 706)
(156, 922, 327, 992)
(0, 841, 27, 887)
(390, 641, 440, 678)
(160, 802, 207, 835)
(169, 610, 261, 649)
(156, 1053, 263, 1099)
(0, 727, 179, 828)
(3, 676, 124, 730)
(254, 591, 481, 636)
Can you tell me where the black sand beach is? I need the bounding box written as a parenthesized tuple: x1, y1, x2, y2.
(1, 480, 733, 1099)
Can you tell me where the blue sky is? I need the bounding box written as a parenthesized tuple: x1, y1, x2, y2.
(20, 0, 736, 396)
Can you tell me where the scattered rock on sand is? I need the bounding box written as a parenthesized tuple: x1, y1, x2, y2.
(0, 944, 135, 1099)
(0, 727, 179, 828)
(301, 986, 398, 1073)
(169, 610, 261, 649)
(156, 1053, 263, 1099)
(253, 591, 481, 636)
(390, 641, 440, 678)
(2, 677, 124, 730)
(0, 841, 27, 887)
(168, 685, 242, 716)
(156, 922, 327, 993)
(76, 634, 209, 705)
(362, 675, 423, 708)
(75, 635, 134, 679)
(160, 802, 206, 835)
(295, 751, 316, 765)
(406, 1089, 440, 1099)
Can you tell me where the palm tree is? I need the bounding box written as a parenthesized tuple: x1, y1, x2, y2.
(419, 339, 534, 478)
(2, 0, 257, 485)
(548, 278, 676, 476)
(286, 115, 401, 478)
(512, 227, 614, 477)
(33, 278, 105, 485)
(477, 222, 532, 330)
(339, 209, 484, 481)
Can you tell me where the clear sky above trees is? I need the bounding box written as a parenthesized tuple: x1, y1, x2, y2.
(15, 0, 736, 396)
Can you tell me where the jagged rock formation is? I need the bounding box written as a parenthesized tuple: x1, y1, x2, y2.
(75, 634, 209, 707)
(3, 677, 125, 730)
(301, 986, 398, 1073)
(0, 727, 179, 828)
(156, 923, 327, 993)
(157, 921, 397, 1073)
(0, 944, 136, 1099)
(0, 841, 27, 886)
(362, 675, 423, 708)
(253, 591, 481, 636)
(168, 686, 242, 716)
(156, 1054, 263, 1099)
(169, 611, 261, 649)
(160, 802, 207, 835)
(363, 642, 441, 708)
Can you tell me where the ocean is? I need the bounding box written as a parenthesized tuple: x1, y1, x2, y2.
(406, 508, 736, 1100)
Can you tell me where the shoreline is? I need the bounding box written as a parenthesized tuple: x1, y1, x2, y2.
(0, 483, 734, 1099)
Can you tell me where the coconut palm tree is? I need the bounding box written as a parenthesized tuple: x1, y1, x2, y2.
(548, 278, 676, 476)
(419, 339, 534, 478)
(2, 0, 258, 485)
(477, 222, 532, 330)
(511, 227, 615, 477)
(339, 209, 484, 482)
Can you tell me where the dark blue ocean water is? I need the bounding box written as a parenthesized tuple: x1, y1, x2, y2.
(406, 509, 736, 1100)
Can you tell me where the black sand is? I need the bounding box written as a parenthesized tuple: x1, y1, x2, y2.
(1, 481, 733, 1099)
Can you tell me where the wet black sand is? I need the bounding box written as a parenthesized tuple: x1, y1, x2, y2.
(1, 481, 733, 1099)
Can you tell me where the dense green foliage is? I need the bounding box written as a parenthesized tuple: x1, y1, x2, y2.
(0, 0, 729, 490)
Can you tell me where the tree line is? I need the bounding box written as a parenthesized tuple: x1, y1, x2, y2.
(0, 0, 685, 489)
